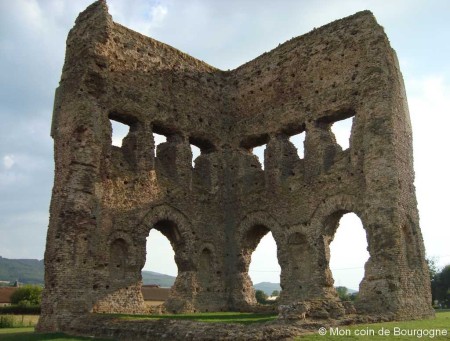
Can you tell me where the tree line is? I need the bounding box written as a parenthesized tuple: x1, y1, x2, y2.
(428, 259, 450, 309)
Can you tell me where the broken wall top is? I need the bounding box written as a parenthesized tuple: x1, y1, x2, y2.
(54, 1, 402, 153)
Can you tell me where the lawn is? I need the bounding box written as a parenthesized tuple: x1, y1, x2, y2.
(0, 315, 39, 328)
(296, 311, 450, 340)
(118, 311, 278, 324)
(0, 328, 111, 340)
(0, 311, 447, 340)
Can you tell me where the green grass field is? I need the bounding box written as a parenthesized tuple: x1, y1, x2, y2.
(0, 311, 448, 340)
(297, 311, 450, 340)
(118, 311, 278, 324)
(0, 329, 111, 340)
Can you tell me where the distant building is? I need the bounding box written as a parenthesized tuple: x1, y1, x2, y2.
(141, 286, 170, 306)
(0, 287, 17, 307)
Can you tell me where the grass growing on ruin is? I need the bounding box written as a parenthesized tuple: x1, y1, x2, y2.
(118, 311, 278, 324)
(297, 311, 450, 340)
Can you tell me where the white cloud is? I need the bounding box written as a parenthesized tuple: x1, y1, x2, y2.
(150, 4, 168, 27)
(3, 155, 15, 170)
(108, 0, 169, 36)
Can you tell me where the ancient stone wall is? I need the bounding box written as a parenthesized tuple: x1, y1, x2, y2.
(37, 0, 433, 333)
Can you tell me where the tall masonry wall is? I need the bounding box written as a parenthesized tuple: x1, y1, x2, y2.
(37, 0, 433, 332)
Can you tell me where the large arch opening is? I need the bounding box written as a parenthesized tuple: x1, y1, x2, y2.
(244, 225, 281, 305)
(327, 212, 369, 302)
(141, 220, 180, 310)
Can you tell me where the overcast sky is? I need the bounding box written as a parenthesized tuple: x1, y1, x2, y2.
(1, 0, 449, 291)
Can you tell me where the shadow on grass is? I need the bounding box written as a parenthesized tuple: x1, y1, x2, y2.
(115, 312, 278, 324)
(0, 328, 113, 341)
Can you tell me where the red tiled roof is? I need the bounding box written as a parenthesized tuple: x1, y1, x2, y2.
(0, 287, 17, 303)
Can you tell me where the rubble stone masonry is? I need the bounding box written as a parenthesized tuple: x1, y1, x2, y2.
(37, 1, 433, 337)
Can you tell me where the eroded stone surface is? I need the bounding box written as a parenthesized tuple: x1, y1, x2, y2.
(37, 0, 433, 336)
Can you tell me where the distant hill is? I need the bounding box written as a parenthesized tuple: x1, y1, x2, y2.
(142, 271, 175, 287)
(0, 257, 177, 287)
(253, 282, 281, 295)
(0, 258, 357, 295)
(0, 256, 44, 284)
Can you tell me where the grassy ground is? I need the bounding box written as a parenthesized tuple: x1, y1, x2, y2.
(297, 311, 450, 340)
(0, 315, 39, 328)
(0, 329, 111, 340)
(118, 311, 278, 324)
(0, 311, 447, 340)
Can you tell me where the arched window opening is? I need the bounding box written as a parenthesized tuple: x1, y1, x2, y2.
(141, 228, 177, 308)
(330, 117, 353, 150)
(190, 144, 201, 167)
(189, 136, 216, 168)
(329, 213, 369, 301)
(248, 230, 281, 304)
(110, 119, 130, 147)
(153, 132, 167, 157)
(240, 134, 270, 170)
(252, 145, 266, 169)
(289, 131, 306, 159)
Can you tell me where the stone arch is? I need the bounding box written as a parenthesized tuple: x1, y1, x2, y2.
(138, 204, 196, 312)
(237, 211, 284, 247)
(310, 194, 365, 231)
(233, 211, 284, 308)
(137, 204, 195, 273)
(309, 194, 372, 304)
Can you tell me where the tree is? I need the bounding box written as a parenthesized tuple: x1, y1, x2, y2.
(255, 290, 268, 304)
(271, 290, 280, 297)
(348, 292, 358, 302)
(432, 265, 450, 308)
(10, 285, 43, 306)
(427, 257, 439, 281)
(336, 286, 349, 301)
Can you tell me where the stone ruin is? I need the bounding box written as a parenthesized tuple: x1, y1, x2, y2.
(37, 0, 434, 338)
